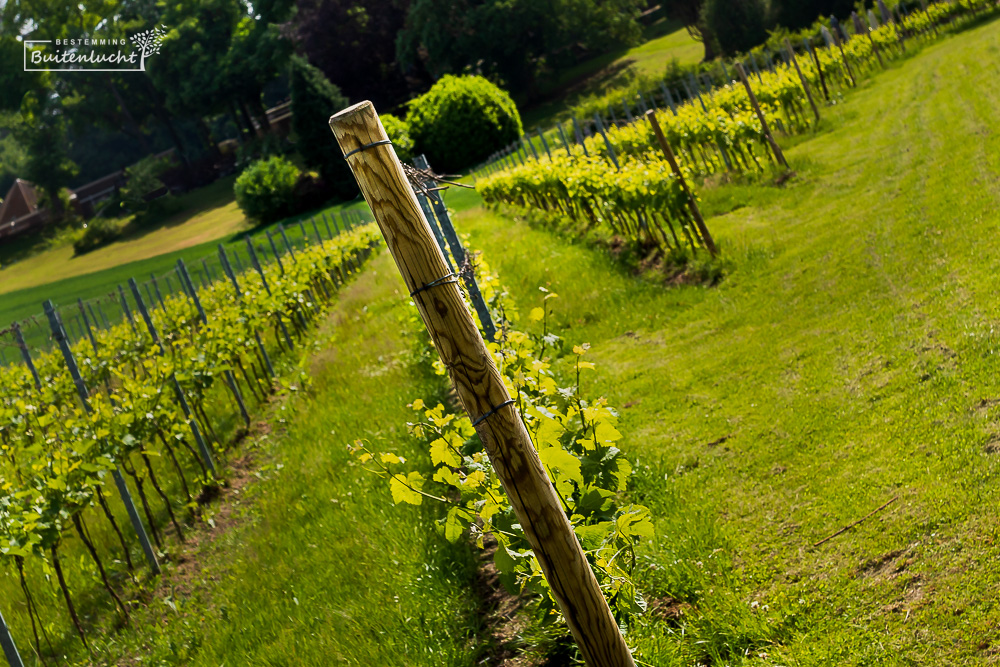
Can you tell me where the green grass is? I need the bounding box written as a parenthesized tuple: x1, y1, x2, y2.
(6, 14, 1000, 667)
(445, 16, 1000, 665)
(0, 177, 248, 293)
(0, 194, 373, 344)
(521, 18, 703, 127)
(1, 250, 485, 666)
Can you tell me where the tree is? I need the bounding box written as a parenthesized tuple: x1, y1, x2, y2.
(700, 0, 769, 57)
(397, 0, 646, 97)
(223, 16, 293, 135)
(406, 75, 522, 173)
(288, 0, 415, 110)
(149, 0, 242, 141)
(0, 113, 28, 196)
(770, 0, 856, 31)
(16, 93, 79, 216)
(661, 0, 718, 61)
(288, 55, 356, 198)
(0, 36, 40, 113)
(0, 2, 170, 195)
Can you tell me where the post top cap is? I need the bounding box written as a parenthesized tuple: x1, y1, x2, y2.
(329, 100, 376, 127)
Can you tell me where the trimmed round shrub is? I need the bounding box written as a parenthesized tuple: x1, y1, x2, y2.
(379, 113, 414, 164)
(74, 217, 122, 255)
(234, 156, 301, 224)
(407, 75, 523, 174)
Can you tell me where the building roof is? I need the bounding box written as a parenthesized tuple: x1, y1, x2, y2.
(0, 179, 40, 226)
(71, 171, 124, 203)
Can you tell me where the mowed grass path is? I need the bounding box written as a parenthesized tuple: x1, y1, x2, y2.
(1, 250, 483, 666)
(448, 17, 1000, 665)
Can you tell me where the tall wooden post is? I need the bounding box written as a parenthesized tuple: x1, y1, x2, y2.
(537, 127, 552, 160)
(557, 122, 573, 156)
(311, 216, 325, 246)
(95, 301, 111, 329)
(241, 241, 296, 352)
(278, 224, 296, 261)
(646, 111, 717, 256)
(868, 28, 886, 68)
(329, 101, 636, 667)
(571, 117, 589, 157)
(892, 7, 907, 53)
(265, 230, 285, 275)
(414, 192, 455, 271)
(150, 273, 165, 310)
(784, 38, 820, 124)
(523, 135, 539, 161)
(735, 64, 788, 168)
(118, 285, 137, 333)
(593, 113, 620, 171)
(76, 298, 100, 352)
(12, 322, 40, 390)
(413, 155, 497, 342)
(216, 246, 277, 378)
(749, 51, 764, 83)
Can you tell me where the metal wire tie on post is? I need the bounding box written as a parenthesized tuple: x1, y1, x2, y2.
(472, 399, 516, 427)
(408, 272, 458, 297)
(342, 139, 393, 159)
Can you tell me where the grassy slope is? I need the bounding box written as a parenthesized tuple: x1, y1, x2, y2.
(2, 250, 483, 666)
(0, 195, 372, 332)
(0, 177, 247, 295)
(446, 17, 1000, 665)
(4, 18, 1000, 667)
(522, 19, 703, 127)
(619, 20, 703, 76)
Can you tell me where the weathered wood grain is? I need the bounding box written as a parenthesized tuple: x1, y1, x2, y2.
(329, 101, 635, 667)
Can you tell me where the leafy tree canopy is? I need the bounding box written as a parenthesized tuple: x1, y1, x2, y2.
(700, 0, 769, 57)
(288, 54, 356, 197)
(396, 0, 646, 95)
(665, 0, 865, 60)
(149, 0, 242, 118)
(288, 0, 414, 109)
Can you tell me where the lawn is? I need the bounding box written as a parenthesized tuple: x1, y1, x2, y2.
(521, 17, 703, 127)
(0, 181, 373, 342)
(0, 248, 486, 666)
(0, 177, 248, 295)
(4, 13, 1000, 666)
(447, 15, 1000, 664)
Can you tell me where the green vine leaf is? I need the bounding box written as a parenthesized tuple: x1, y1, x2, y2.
(389, 472, 425, 505)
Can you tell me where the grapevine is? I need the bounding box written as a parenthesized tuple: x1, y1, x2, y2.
(475, 0, 996, 267)
(352, 247, 655, 628)
(0, 222, 381, 657)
